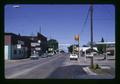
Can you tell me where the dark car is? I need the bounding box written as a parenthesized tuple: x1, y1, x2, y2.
(30, 52, 39, 60)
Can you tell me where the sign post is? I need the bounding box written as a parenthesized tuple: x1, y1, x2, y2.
(74, 34, 80, 57)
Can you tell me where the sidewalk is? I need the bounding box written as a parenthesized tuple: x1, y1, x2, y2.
(5, 58, 30, 64)
(78, 56, 115, 79)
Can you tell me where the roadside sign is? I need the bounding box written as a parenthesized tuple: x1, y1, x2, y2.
(17, 44, 21, 49)
(74, 35, 80, 41)
(35, 48, 41, 50)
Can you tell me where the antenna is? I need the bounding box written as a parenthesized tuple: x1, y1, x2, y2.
(31, 32, 34, 40)
(39, 25, 41, 34)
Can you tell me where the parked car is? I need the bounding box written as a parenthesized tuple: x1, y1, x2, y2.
(41, 53, 48, 58)
(48, 52, 54, 56)
(30, 54, 39, 60)
(70, 54, 78, 60)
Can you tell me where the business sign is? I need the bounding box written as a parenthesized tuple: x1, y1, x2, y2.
(31, 43, 40, 47)
(35, 48, 41, 50)
(18, 40, 24, 45)
(74, 35, 80, 41)
(17, 44, 21, 49)
(48, 48, 53, 51)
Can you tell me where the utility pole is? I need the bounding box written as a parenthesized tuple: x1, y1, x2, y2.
(90, 4, 94, 68)
(90, 4, 93, 51)
(78, 35, 80, 58)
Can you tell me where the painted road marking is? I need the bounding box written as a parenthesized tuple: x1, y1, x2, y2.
(83, 67, 97, 75)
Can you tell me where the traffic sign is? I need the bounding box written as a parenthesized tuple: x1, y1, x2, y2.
(74, 35, 80, 41)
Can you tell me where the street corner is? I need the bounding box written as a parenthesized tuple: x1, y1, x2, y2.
(82, 65, 115, 79)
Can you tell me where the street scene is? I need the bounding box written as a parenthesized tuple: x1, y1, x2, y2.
(4, 4, 115, 79)
(5, 53, 115, 79)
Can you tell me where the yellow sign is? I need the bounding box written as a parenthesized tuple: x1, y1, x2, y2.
(74, 35, 80, 41)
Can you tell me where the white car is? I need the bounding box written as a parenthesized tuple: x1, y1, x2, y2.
(70, 54, 78, 60)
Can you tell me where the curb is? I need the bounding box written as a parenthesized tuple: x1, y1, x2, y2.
(83, 67, 97, 75)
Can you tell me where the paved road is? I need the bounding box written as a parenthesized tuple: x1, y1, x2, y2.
(5, 53, 115, 79)
(5, 53, 69, 79)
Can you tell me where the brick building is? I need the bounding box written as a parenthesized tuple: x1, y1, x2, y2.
(22, 32, 47, 56)
(4, 32, 47, 60)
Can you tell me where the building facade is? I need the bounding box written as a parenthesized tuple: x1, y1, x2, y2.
(22, 32, 47, 56)
(4, 32, 47, 60)
(4, 33, 31, 60)
(96, 42, 115, 56)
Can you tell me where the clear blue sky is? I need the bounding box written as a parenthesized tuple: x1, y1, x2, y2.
(5, 4, 115, 50)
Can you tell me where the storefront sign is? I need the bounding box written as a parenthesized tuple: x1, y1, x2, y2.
(17, 44, 21, 49)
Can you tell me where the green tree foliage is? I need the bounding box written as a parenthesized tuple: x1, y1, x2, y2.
(47, 39, 58, 51)
(97, 37, 106, 54)
(101, 37, 104, 42)
(97, 44, 106, 54)
(67, 44, 79, 53)
(68, 45, 73, 53)
(82, 45, 88, 47)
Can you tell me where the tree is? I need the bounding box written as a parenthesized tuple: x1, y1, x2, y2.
(47, 39, 58, 51)
(97, 37, 106, 54)
(82, 45, 88, 47)
(68, 45, 73, 53)
(68, 44, 79, 53)
(97, 44, 104, 54)
(101, 37, 104, 42)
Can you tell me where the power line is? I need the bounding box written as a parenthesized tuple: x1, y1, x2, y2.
(80, 7, 91, 36)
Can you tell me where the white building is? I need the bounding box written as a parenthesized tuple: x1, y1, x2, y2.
(96, 41, 115, 56)
(80, 47, 98, 52)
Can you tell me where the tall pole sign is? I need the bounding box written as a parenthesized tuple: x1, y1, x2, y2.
(74, 34, 80, 57)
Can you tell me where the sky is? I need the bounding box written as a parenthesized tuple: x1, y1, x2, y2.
(4, 4, 115, 51)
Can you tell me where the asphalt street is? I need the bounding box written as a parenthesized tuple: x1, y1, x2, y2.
(5, 53, 69, 79)
(5, 53, 115, 79)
